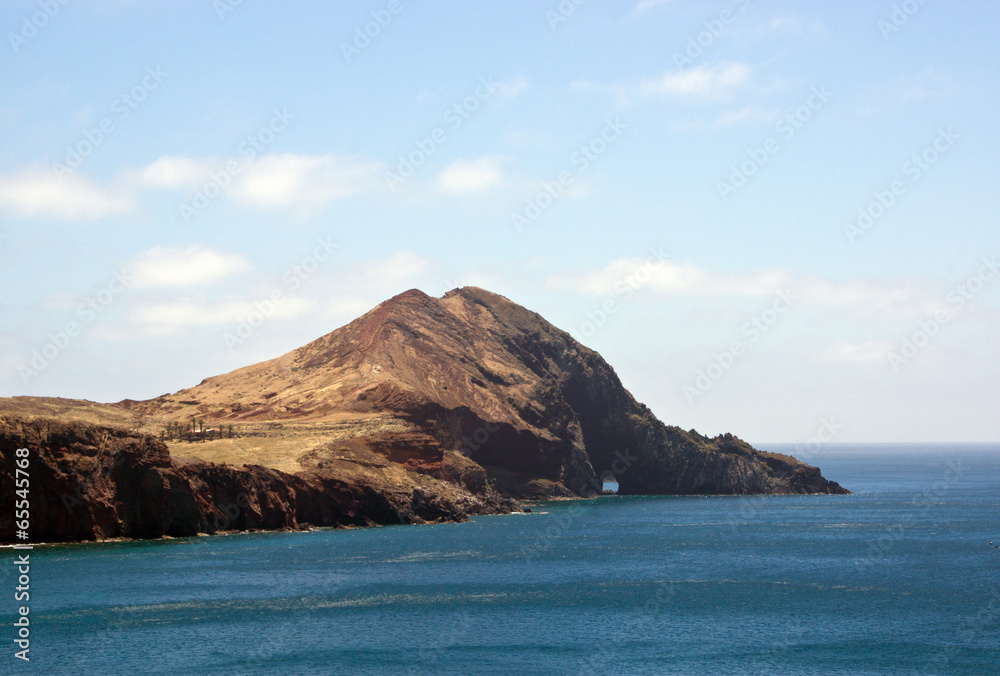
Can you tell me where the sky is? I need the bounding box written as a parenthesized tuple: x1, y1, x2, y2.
(1, 0, 998, 444)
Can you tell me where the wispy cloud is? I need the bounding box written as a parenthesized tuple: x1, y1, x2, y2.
(495, 77, 530, 100)
(130, 245, 250, 288)
(438, 157, 505, 194)
(632, 0, 672, 17)
(232, 152, 382, 207)
(549, 258, 790, 297)
(576, 62, 757, 108)
(135, 155, 216, 188)
(0, 169, 133, 219)
(641, 62, 752, 99)
(0, 151, 383, 220)
(550, 258, 938, 319)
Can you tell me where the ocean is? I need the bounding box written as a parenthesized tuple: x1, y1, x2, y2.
(5, 444, 999, 675)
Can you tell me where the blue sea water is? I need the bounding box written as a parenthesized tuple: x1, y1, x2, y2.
(4, 444, 999, 675)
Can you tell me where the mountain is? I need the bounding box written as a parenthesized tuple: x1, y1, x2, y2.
(0, 287, 847, 544)
(151, 286, 847, 497)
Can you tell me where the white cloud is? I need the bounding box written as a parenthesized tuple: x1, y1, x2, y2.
(130, 245, 250, 288)
(0, 169, 133, 219)
(135, 155, 216, 188)
(641, 62, 752, 99)
(438, 157, 505, 194)
(549, 260, 945, 321)
(132, 152, 383, 207)
(233, 153, 382, 207)
(551, 258, 790, 297)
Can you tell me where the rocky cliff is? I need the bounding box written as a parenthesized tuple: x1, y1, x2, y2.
(0, 416, 513, 543)
(149, 287, 846, 497)
(0, 286, 847, 543)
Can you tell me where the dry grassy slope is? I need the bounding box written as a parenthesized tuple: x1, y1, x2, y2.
(0, 396, 138, 428)
(142, 288, 594, 490)
(1, 288, 577, 484)
(151, 288, 567, 427)
(0, 288, 564, 492)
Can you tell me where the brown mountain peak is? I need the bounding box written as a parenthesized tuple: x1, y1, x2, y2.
(148, 287, 847, 498)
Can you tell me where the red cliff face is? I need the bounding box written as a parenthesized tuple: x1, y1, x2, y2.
(0, 417, 513, 543)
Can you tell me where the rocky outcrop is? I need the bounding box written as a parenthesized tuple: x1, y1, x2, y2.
(0, 417, 514, 543)
(0, 286, 849, 544)
(149, 287, 847, 498)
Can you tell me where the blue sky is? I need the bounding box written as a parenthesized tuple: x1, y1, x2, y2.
(2, 0, 998, 443)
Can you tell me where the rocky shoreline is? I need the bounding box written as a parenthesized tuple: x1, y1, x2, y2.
(0, 416, 517, 544)
(1, 287, 850, 545)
